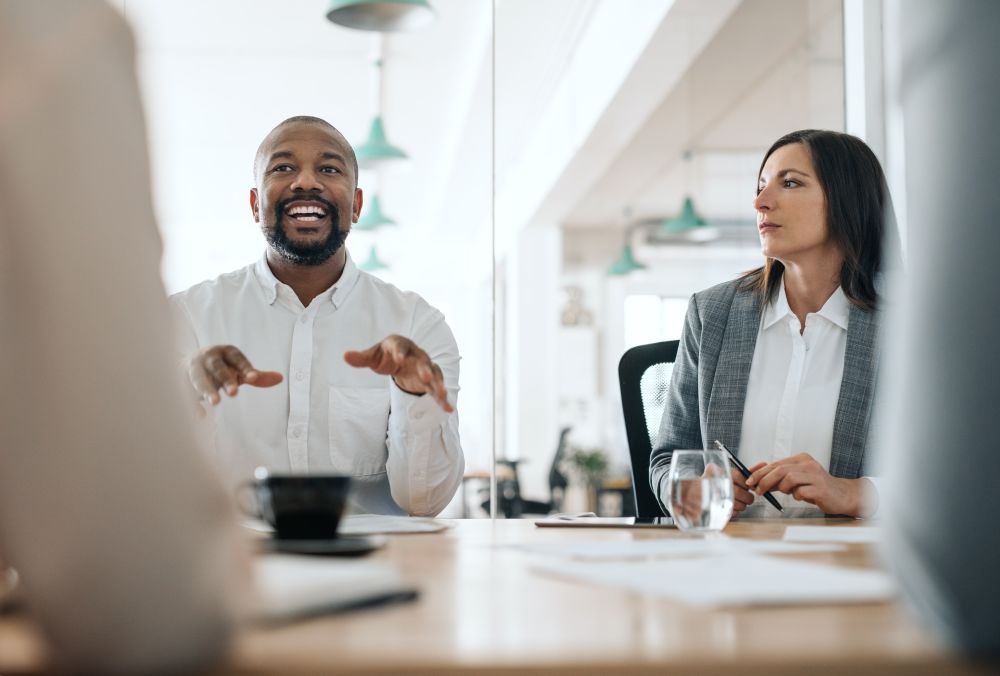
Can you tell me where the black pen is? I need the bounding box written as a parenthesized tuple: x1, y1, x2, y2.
(713, 440, 784, 513)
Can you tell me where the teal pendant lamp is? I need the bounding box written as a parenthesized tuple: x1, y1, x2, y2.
(607, 242, 646, 276)
(326, 0, 435, 32)
(358, 245, 389, 271)
(356, 54, 409, 170)
(660, 196, 706, 234)
(356, 115, 408, 168)
(355, 194, 397, 230)
(608, 209, 645, 276)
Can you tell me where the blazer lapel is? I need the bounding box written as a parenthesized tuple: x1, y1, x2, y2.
(829, 304, 880, 478)
(706, 287, 762, 455)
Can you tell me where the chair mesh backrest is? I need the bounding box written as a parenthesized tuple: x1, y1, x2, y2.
(618, 340, 679, 517)
(639, 363, 674, 448)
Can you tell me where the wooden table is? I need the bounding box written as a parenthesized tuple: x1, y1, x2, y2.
(0, 518, 988, 674)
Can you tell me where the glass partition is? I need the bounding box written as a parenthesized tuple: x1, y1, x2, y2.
(494, 0, 845, 517)
(117, 0, 493, 517)
(115, 0, 847, 520)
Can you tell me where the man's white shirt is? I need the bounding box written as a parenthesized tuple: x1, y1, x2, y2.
(171, 251, 464, 516)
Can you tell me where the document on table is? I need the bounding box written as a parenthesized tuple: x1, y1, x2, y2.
(783, 526, 881, 544)
(531, 554, 895, 607)
(242, 514, 449, 536)
(252, 555, 417, 623)
(339, 514, 449, 535)
(506, 537, 844, 561)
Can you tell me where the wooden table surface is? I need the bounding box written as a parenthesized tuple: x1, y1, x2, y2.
(0, 518, 989, 674)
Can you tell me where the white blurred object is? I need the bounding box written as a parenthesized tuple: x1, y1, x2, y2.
(253, 555, 415, 623)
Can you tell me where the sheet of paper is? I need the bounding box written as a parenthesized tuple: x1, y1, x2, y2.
(338, 514, 449, 535)
(783, 525, 881, 544)
(252, 555, 416, 622)
(531, 554, 895, 607)
(506, 537, 844, 561)
(241, 514, 448, 536)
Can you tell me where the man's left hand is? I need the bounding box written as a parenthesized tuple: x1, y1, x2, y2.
(746, 452, 865, 517)
(344, 335, 453, 413)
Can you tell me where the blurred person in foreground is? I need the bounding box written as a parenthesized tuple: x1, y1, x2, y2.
(651, 129, 898, 519)
(171, 117, 464, 517)
(879, 0, 1000, 658)
(0, 1, 245, 671)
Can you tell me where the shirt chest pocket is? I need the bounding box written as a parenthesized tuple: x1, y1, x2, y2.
(328, 387, 390, 476)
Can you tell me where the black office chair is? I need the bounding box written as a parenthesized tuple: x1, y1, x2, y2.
(618, 340, 679, 518)
(485, 427, 571, 518)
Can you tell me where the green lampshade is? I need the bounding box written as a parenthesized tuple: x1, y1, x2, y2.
(355, 194, 397, 231)
(358, 245, 389, 272)
(607, 243, 646, 276)
(326, 0, 434, 32)
(356, 116, 408, 169)
(660, 196, 707, 234)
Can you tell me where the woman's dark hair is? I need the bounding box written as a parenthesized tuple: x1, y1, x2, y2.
(738, 129, 898, 310)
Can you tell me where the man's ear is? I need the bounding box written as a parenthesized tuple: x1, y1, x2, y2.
(250, 188, 260, 223)
(352, 188, 363, 223)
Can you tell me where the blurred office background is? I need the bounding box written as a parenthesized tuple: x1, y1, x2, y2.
(108, 0, 900, 517)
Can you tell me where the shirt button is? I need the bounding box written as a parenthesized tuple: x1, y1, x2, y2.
(300, 315, 308, 324)
(292, 428, 302, 438)
(296, 370, 306, 381)
(413, 411, 424, 420)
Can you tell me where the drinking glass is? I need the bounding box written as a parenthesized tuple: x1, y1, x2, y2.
(666, 450, 734, 533)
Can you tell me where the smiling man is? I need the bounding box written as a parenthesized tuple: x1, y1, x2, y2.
(171, 116, 464, 516)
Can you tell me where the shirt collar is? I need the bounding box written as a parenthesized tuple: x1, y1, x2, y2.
(816, 285, 850, 330)
(252, 249, 361, 309)
(762, 281, 792, 330)
(762, 280, 850, 331)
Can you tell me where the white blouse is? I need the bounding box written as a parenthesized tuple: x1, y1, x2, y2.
(738, 281, 849, 515)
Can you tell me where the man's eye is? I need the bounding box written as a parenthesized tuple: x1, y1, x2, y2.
(319, 166, 340, 174)
(271, 164, 292, 172)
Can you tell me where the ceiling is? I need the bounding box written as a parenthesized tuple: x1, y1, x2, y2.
(111, 0, 491, 294)
(108, 0, 844, 293)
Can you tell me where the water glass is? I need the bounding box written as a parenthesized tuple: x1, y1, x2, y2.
(666, 450, 734, 533)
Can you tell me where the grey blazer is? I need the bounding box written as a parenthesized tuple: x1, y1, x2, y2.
(649, 279, 881, 511)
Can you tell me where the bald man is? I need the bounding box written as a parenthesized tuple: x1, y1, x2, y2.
(171, 116, 464, 516)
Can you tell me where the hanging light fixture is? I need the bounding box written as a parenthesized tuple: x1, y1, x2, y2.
(356, 115, 408, 168)
(607, 242, 646, 276)
(358, 245, 389, 271)
(354, 193, 397, 230)
(655, 150, 719, 243)
(656, 196, 720, 243)
(660, 196, 706, 233)
(608, 208, 646, 276)
(356, 49, 409, 169)
(326, 0, 435, 33)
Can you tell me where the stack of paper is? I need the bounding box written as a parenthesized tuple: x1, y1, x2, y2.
(531, 554, 895, 607)
(507, 538, 844, 561)
(252, 555, 416, 623)
(338, 514, 449, 535)
(783, 525, 881, 543)
(242, 514, 448, 536)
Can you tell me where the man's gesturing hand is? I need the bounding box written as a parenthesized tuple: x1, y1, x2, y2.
(187, 345, 283, 405)
(344, 335, 453, 413)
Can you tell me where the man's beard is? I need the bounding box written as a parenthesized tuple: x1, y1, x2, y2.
(265, 197, 346, 266)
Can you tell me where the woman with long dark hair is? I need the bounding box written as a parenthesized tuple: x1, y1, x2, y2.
(650, 129, 897, 518)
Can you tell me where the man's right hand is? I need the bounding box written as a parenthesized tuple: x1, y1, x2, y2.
(187, 345, 283, 406)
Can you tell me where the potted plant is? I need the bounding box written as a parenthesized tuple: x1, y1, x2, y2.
(566, 447, 609, 514)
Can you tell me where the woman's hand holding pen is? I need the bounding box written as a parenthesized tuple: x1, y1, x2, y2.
(730, 468, 756, 515)
(746, 453, 867, 517)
